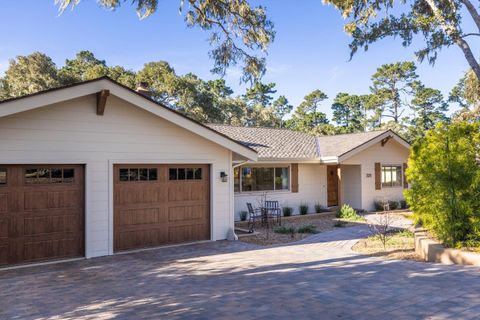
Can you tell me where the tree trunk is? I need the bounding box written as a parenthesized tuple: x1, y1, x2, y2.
(461, 0, 480, 32)
(454, 37, 480, 81)
(424, 0, 480, 81)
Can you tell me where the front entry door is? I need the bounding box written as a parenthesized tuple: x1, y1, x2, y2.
(327, 165, 339, 207)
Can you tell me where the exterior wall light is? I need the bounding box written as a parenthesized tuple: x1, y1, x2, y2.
(220, 171, 228, 182)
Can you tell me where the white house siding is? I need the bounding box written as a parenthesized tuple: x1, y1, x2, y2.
(341, 165, 362, 209)
(341, 139, 410, 210)
(0, 94, 234, 258)
(234, 163, 327, 220)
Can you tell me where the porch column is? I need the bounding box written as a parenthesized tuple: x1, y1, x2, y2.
(337, 165, 343, 207)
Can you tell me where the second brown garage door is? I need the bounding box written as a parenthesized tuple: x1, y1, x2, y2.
(114, 164, 210, 252)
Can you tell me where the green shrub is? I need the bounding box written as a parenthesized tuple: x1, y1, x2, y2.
(388, 200, 399, 210)
(336, 204, 364, 221)
(399, 200, 408, 209)
(405, 122, 480, 248)
(282, 206, 293, 217)
(297, 224, 318, 234)
(299, 203, 309, 215)
(374, 200, 387, 211)
(273, 226, 296, 235)
(334, 220, 347, 228)
(314, 203, 325, 213)
(396, 229, 414, 238)
(239, 211, 248, 221)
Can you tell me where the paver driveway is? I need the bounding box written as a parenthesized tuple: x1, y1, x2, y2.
(1, 223, 480, 320)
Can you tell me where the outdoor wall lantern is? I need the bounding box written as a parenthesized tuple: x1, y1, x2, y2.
(220, 171, 228, 182)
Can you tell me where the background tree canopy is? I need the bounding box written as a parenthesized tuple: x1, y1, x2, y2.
(55, 0, 274, 83)
(324, 0, 480, 81)
(0, 50, 470, 144)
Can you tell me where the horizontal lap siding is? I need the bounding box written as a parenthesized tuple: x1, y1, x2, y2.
(0, 95, 232, 258)
(341, 140, 410, 210)
(234, 164, 327, 220)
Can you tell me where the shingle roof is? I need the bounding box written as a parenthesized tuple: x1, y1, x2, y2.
(207, 124, 391, 160)
(316, 130, 389, 157)
(207, 124, 318, 159)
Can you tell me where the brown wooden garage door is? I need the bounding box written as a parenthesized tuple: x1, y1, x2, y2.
(114, 164, 210, 252)
(0, 165, 85, 266)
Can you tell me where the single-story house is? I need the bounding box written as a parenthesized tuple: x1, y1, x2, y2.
(208, 124, 411, 220)
(0, 77, 410, 267)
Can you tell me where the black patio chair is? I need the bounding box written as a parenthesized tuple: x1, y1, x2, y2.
(246, 202, 262, 232)
(264, 200, 282, 226)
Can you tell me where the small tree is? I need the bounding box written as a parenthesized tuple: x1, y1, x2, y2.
(369, 210, 393, 251)
(405, 121, 480, 248)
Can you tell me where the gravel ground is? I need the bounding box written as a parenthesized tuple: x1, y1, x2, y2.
(235, 212, 365, 246)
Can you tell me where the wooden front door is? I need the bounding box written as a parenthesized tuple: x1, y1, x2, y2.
(327, 165, 339, 207)
(0, 165, 85, 266)
(113, 164, 210, 252)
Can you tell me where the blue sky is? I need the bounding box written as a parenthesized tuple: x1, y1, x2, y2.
(0, 0, 475, 118)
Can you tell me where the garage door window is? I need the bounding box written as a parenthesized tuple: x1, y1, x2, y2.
(119, 168, 158, 182)
(169, 168, 202, 181)
(0, 168, 6, 185)
(25, 168, 75, 184)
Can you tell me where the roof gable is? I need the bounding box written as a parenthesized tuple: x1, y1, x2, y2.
(0, 77, 257, 161)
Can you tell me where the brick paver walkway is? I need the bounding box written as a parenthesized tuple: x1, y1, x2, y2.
(1, 220, 479, 320)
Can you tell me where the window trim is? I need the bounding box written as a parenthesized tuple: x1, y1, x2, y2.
(380, 163, 403, 188)
(234, 165, 291, 194)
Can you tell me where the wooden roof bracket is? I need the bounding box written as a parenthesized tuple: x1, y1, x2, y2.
(96, 89, 110, 116)
(381, 135, 392, 147)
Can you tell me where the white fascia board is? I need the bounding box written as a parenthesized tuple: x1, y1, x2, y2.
(337, 130, 410, 163)
(0, 81, 105, 118)
(319, 156, 339, 164)
(244, 158, 321, 164)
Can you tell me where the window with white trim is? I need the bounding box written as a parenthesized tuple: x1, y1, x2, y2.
(381, 165, 402, 188)
(234, 166, 289, 192)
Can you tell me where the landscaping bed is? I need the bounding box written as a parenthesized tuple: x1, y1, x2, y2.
(352, 229, 422, 261)
(235, 211, 365, 246)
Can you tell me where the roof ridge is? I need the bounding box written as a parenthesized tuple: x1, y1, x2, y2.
(316, 129, 389, 138)
(207, 123, 304, 131)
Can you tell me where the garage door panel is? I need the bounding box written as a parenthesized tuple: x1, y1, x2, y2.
(0, 217, 8, 238)
(23, 238, 81, 262)
(114, 164, 210, 252)
(23, 214, 82, 236)
(48, 191, 81, 209)
(0, 193, 8, 213)
(116, 187, 164, 205)
(24, 192, 49, 211)
(116, 229, 168, 251)
(168, 224, 208, 243)
(0, 164, 85, 266)
(190, 185, 208, 201)
(118, 208, 164, 226)
(0, 246, 7, 265)
(168, 205, 207, 222)
(168, 185, 191, 202)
